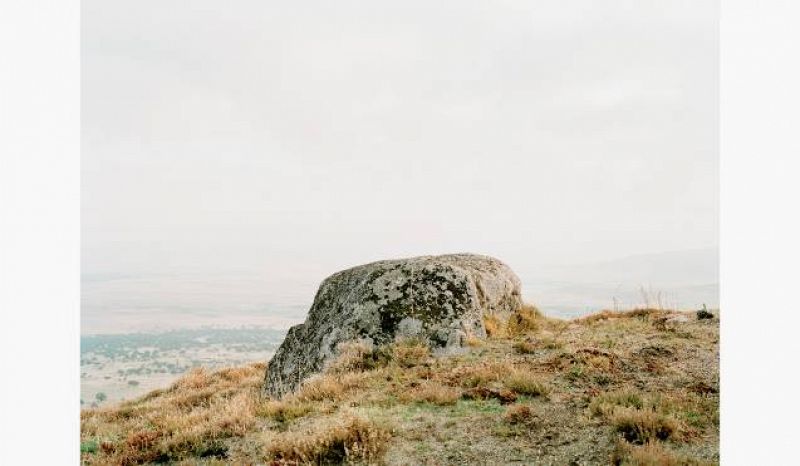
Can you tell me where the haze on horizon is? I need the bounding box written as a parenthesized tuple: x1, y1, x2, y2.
(82, 1, 718, 333)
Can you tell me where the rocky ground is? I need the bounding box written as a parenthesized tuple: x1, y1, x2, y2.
(81, 307, 719, 465)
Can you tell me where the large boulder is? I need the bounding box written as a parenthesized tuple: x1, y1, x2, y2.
(263, 253, 523, 398)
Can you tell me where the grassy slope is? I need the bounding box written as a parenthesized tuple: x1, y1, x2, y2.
(81, 307, 719, 465)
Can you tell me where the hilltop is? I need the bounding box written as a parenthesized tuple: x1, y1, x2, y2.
(81, 307, 719, 465)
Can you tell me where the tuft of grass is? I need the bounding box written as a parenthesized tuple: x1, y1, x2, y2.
(504, 370, 549, 397)
(295, 372, 368, 402)
(80, 363, 264, 465)
(513, 336, 563, 354)
(590, 389, 716, 444)
(462, 387, 517, 404)
(403, 382, 461, 406)
(540, 337, 564, 349)
(503, 404, 533, 424)
(507, 305, 542, 336)
(326, 340, 383, 373)
(483, 314, 505, 338)
(170, 367, 213, 390)
(257, 399, 315, 423)
(391, 339, 431, 368)
(265, 415, 392, 464)
(590, 391, 647, 418)
(612, 440, 714, 466)
(459, 361, 515, 388)
(610, 407, 678, 444)
(578, 308, 666, 325)
(80, 440, 99, 454)
(513, 340, 537, 354)
(466, 334, 485, 347)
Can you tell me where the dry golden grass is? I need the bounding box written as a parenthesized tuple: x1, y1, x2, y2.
(466, 334, 485, 347)
(612, 440, 715, 466)
(295, 371, 370, 402)
(506, 304, 542, 336)
(589, 389, 716, 445)
(503, 370, 549, 397)
(457, 360, 515, 388)
(577, 308, 666, 324)
(81, 305, 718, 465)
(513, 339, 537, 354)
(264, 414, 392, 464)
(513, 336, 563, 354)
(391, 339, 431, 368)
(609, 407, 678, 444)
(80, 363, 265, 465)
(483, 313, 505, 338)
(325, 340, 379, 373)
(589, 391, 645, 417)
(256, 398, 315, 423)
(402, 382, 462, 406)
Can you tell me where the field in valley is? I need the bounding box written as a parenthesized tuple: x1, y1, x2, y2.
(80, 328, 286, 407)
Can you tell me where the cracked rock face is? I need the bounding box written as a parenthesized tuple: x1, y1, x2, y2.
(263, 253, 523, 398)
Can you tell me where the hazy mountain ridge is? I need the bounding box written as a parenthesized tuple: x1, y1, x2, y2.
(521, 248, 718, 317)
(81, 249, 718, 333)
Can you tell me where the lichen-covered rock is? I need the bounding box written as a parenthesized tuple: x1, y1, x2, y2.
(263, 253, 523, 398)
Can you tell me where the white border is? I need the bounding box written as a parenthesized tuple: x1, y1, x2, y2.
(0, 1, 80, 464)
(2, 0, 800, 463)
(721, 1, 800, 464)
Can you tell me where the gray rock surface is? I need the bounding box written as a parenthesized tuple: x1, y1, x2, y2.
(263, 253, 523, 398)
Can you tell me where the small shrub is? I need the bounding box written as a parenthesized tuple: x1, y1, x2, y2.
(503, 405, 533, 424)
(265, 415, 392, 464)
(590, 389, 714, 445)
(593, 374, 615, 386)
(504, 371, 549, 397)
(566, 365, 586, 382)
(586, 354, 613, 371)
(99, 441, 116, 455)
(80, 440, 99, 454)
(610, 408, 678, 444)
(696, 305, 714, 320)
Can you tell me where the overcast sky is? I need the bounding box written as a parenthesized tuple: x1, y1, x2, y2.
(82, 0, 718, 281)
